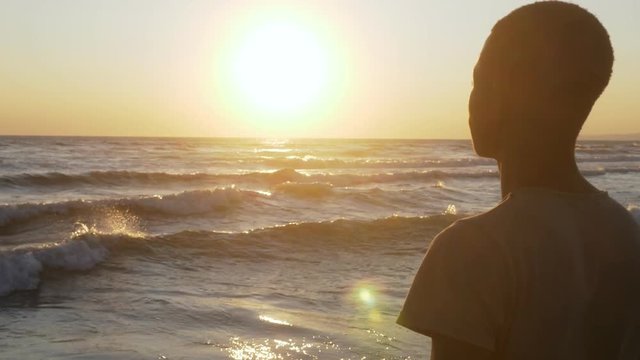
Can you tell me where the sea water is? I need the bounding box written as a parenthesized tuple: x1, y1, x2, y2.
(0, 137, 638, 359)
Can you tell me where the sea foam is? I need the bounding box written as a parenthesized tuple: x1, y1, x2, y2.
(1, 208, 638, 297)
(0, 233, 109, 296)
(0, 215, 457, 296)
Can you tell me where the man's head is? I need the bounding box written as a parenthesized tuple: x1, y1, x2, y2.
(469, 1, 614, 159)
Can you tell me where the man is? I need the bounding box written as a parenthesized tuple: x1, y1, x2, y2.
(398, 2, 640, 359)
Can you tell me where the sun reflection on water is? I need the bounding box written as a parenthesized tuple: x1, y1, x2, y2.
(350, 280, 385, 324)
(358, 288, 375, 307)
(444, 204, 457, 215)
(259, 315, 292, 327)
(72, 207, 146, 238)
(214, 282, 405, 359)
(224, 336, 342, 360)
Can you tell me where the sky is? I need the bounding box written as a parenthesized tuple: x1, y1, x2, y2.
(0, 0, 638, 139)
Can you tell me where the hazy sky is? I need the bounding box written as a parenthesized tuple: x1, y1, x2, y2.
(0, 0, 638, 138)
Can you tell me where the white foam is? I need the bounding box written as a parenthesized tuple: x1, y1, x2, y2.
(0, 233, 109, 296)
(0, 251, 42, 295)
(34, 237, 108, 270)
(130, 187, 257, 215)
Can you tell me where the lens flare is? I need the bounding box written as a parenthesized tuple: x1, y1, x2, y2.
(349, 280, 385, 323)
(358, 288, 375, 306)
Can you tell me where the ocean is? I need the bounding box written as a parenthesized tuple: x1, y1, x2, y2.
(0, 137, 638, 359)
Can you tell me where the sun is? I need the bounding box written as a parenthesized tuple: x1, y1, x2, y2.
(211, 10, 348, 134)
(229, 19, 331, 116)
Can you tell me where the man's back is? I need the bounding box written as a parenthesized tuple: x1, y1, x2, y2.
(398, 3, 639, 358)
(398, 188, 640, 359)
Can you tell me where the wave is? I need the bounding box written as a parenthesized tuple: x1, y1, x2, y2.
(580, 167, 640, 176)
(0, 187, 265, 229)
(0, 171, 219, 188)
(257, 157, 496, 169)
(577, 155, 640, 163)
(273, 182, 334, 198)
(0, 182, 439, 229)
(1, 182, 416, 229)
(576, 142, 640, 154)
(0, 168, 498, 190)
(2, 163, 638, 192)
(243, 153, 640, 168)
(0, 214, 459, 296)
(0, 169, 496, 229)
(1, 167, 637, 230)
(0, 231, 127, 296)
(2, 207, 639, 297)
(0, 168, 306, 190)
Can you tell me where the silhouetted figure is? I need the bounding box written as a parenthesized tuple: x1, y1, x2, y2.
(398, 2, 640, 359)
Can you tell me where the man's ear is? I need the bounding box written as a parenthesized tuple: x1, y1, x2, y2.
(484, 80, 510, 161)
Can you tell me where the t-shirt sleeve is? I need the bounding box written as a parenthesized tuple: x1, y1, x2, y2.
(397, 220, 511, 351)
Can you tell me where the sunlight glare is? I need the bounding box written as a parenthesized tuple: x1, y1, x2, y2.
(359, 288, 375, 306)
(230, 20, 330, 116)
(258, 314, 292, 327)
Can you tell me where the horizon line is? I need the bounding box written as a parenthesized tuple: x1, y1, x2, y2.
(0, 134, 638, 141)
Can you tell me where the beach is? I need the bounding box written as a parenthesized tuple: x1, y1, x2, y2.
(1, 137, 638, 359)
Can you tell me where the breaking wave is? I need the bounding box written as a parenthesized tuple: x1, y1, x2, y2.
(0, 215, 459, 296)
(2, 205, 638, 297)
(0, 187, 264, 229)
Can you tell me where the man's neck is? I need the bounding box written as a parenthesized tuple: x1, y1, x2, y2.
(498, 149, 598, 198)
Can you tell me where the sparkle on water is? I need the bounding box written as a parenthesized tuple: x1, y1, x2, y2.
(444, 204, 457, 215)
(258, 315, 293, 327)
(224, 336, 343, 359)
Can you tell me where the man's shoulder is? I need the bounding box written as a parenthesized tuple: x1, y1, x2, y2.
(462, 190, 637, 230)
(428, 208, 509, 256)
(435, 194, 521, 244)
(435, 190, 640, 253)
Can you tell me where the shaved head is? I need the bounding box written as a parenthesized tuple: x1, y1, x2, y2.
(470, 1, 614, 158)
(488, 1, 613, 102)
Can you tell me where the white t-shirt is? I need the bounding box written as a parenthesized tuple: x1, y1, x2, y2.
(398, 188, 640, 359)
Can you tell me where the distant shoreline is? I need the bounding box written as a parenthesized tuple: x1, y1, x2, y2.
(578, 133, 640, 141)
